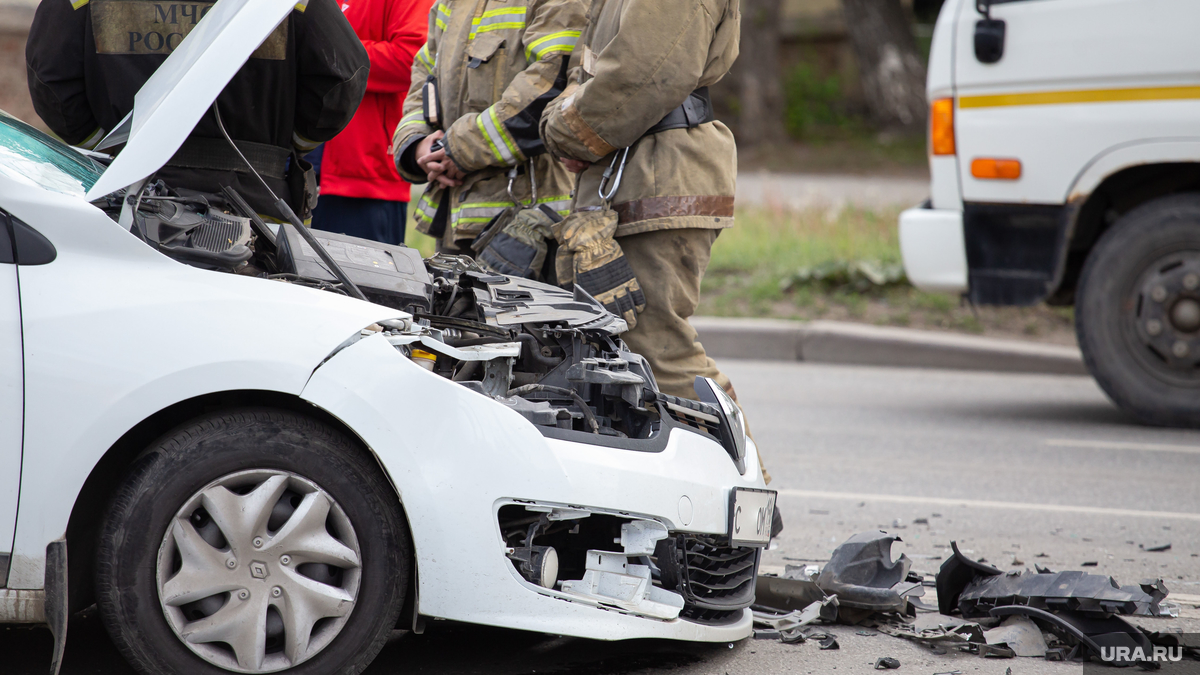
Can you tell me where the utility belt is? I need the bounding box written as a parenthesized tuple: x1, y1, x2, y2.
(644, 87, 714, 136)
(167, 137, 290, 180)
(165, 136, 317, 220)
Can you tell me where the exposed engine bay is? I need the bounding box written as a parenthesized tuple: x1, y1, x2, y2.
(97, 182, 749, 462)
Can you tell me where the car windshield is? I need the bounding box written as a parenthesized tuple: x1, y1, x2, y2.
(0, 111, 105, 198)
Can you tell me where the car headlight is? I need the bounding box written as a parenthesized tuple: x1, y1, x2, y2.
(695, 377, 747, 467)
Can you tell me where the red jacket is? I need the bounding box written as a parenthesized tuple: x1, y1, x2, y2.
(320, 0, 432, 202)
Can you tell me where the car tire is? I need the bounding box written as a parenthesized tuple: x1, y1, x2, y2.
(1076, 193, 1200, 428)
(95, 408, 410, 674)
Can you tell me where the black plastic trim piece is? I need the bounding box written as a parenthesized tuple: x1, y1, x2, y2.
(0, 211, 14, 264)
(10, 217, 57, 266)
(45, 539, 68, 675)
(963, 202, 1066, 306)
(0, 552, 8, 587)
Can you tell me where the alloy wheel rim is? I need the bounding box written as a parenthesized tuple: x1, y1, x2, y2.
(156, 469, 362, 673)
(1126, 249, 1200, 387)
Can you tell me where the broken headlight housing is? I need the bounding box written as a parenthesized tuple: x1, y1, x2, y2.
(695, 377, 747, 472)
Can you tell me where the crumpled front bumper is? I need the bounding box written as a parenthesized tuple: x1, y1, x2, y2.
(301, 333, 764, 641)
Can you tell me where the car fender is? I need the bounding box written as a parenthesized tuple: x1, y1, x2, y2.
(302, 334, 767, 624)
(2, 178, 405, 588)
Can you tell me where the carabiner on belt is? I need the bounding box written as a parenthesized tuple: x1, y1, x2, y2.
(598, 147, 630, 204)
(507, 159, 538, 208)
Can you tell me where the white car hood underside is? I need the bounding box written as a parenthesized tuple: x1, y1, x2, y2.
(85, 0, 299, 201)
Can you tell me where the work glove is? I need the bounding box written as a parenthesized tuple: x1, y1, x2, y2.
(474, 205, 560, 282)
(556, 208, 646, 329)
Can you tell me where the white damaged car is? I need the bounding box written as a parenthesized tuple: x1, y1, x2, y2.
(0, 1, 774, 673)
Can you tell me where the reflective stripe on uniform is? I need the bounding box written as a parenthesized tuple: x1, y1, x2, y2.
(453, 200, 511, 227)
(294, 0, 309, 12)
(416, 44, 435, 71)
(538, 195, 573, 216)
(469, 7, 526, 39)
(435, 2, 451, 30)
(76, 126, 107, 150)
(70, 0, 89, 9)
(293, 132, 320, 153)
(476, 106, 521, 165)
(396, 111, 426, 133)
(525, 31, 580, 61)
(414, 190, 441, 226)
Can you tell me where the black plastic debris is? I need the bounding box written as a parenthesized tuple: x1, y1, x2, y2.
(957, 569, 1169, 618)
(818, 635, 839, 650)
(1081, 561, 1098, 567)
(780, 628, 807, 644)
(990, 605, 1155, 667)
(1141, 542, 1172, 552)
(1045, 646, 1070, 661)
(753, 629, 780, 640)
(874, 656, 900, 669)
(755, 574, 833, 614)
(935, 541, 1002, 615)
(816, 531, 919, 613)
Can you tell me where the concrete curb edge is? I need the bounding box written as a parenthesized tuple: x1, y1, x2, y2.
(691, 317, 1088, 376)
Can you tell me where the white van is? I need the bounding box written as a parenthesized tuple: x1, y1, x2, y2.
(900, 0, 1200, 427)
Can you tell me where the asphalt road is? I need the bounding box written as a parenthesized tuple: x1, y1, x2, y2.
(7, 361, 1200, 674)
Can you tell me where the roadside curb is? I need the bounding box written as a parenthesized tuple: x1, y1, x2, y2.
(691, 317, 1088, 376)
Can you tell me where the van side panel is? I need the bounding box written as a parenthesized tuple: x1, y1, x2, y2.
(954, 0, 1200, 205)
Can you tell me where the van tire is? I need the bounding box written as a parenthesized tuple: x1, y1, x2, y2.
(1076, 193, 1200, 428)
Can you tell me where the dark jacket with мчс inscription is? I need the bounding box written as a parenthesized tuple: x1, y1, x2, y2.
(26, 0, 369, 219)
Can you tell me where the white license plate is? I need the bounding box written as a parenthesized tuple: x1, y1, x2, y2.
(729, 488, 776, 547)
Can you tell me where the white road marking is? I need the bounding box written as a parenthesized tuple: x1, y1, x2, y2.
(776, 489, 1200, 522)
(1045, 438, 1200, 455)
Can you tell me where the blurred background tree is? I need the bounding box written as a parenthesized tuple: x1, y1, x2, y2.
(717, 0, 947, 172)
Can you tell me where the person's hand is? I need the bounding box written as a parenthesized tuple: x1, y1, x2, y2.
(415, 131, 443, 174)
(417, 131, 464, 188)
(561, 158, 591, 174)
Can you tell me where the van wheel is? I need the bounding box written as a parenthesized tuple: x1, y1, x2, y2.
(1077, 193, 1200, 427)
(95, 409, 410, 674)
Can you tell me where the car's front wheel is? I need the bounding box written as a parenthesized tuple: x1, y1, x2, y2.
(96, 409, 410, 674)
(1077, 193, 1200, 427)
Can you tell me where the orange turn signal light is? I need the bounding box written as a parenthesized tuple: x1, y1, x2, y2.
(971, 158, 1022, 180)
(930, 98, 955, 156)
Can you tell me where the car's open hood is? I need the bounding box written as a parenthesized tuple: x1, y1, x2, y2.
(84, 0, 299, 201)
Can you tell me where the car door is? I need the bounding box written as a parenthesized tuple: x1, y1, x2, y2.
(0, 211, 22, 585)
(954, 0, 1200, 205)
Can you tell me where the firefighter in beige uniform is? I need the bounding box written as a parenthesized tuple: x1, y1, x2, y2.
(391, 0, 586, 261)
(540, 0, 743, 405)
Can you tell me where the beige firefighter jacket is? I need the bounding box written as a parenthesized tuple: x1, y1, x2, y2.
(540, 0, 740, 238)
(392, 0, 586, 243)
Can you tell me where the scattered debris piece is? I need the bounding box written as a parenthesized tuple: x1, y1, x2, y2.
(1045, 646, 1069, 661)
(932, 671, 961, 675)
(1081, 561, 1098, 567)
(983, 615, 1048, 657)
(931, 513, 942, 518)
(935, 541, 1002, 615)
(818, 635, 839, 650)
(1141, 542, 1172, 552)
(957, 569, 1170, 618)
(817, 531, 921, 614)
(913, 518, 929, 525)
(752, 597, 838, 635)
(780, 628, 807, 644)
(1011, 558, 1023, 566)
(873, 656, 900, 669)
(1035, 552, 1049, 558)
(755, 575, 833, 614)
(857, 630, 875, 636)
(753, 629, 780, 640)
(991, 605, 1154, 667)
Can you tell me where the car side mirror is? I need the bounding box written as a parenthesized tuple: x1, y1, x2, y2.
(974, 0, 1006, 64)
